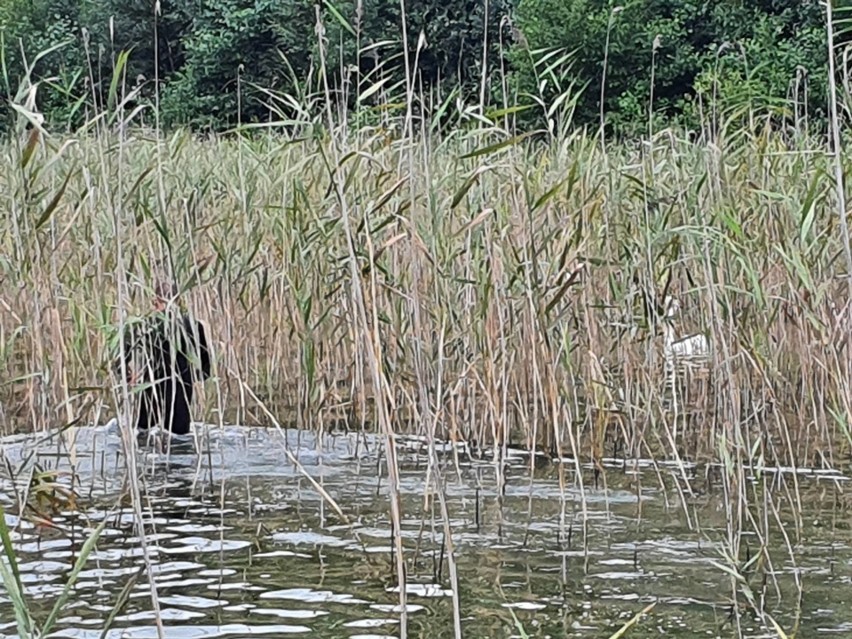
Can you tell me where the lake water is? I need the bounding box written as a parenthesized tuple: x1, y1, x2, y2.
(1, 423, 851, 638)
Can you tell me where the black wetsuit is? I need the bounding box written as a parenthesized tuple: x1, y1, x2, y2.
(119, 311, 211, 435)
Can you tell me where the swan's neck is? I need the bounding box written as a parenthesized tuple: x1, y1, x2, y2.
(663, 322, 676, 351)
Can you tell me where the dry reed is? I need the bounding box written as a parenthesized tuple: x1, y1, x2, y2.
(0, 120, 848, 475)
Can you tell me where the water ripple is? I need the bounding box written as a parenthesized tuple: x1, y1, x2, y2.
(0, 424, 850, 638)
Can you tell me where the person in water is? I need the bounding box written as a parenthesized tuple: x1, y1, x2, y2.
(117, 281, 212, 436)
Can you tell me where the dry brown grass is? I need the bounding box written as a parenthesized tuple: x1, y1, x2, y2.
(0, 121, 848, 476)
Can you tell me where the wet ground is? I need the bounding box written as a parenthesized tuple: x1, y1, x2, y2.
(1, 423, 851, 638)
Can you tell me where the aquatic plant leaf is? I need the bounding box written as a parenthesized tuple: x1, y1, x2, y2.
(40, 519, 108, 637)
(20, 126, 39, 170)
(0, 505, 33, 639)
(122, 167, 154, 207)
(798, 169, 822, 246)
(368, 177, 407, 217)
(35, 168, 74, 230)
(460, 132, 535, 159)
(485, 104, 535, 120)
(429, 85, 460, 135)
(106, 49, 130, 113)
(451, 165, 492, 209)
(323, 0, 356, 37)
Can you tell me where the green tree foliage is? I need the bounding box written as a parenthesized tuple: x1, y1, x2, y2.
(78, 0, 191, 88)
(1, 0, 85, 128)
(511, 0, 828, 134)
(0, 0, 838, 135)
(156, 0, 512, 129)
(158, 0, 310, 129)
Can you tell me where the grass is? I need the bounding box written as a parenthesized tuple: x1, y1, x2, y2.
(5, 116, 845, 639)
(0, 118, 849, 469)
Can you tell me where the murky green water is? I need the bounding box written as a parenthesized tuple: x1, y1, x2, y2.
(1, 424, 851, 638)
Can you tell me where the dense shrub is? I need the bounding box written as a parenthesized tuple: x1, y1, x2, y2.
(0, 0, 841, 135)
(510, 0, 828, 135)
(0, 0, 85, 129)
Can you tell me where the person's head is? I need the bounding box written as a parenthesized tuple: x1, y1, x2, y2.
(153, 280, 178, 312)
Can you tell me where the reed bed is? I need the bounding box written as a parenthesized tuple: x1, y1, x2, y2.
(2, 110, 851, 638)
(1, 118, 849, 474)
(1, 11, 848, 635)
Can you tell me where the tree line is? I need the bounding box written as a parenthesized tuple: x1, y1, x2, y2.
(0, 0, 841, 136)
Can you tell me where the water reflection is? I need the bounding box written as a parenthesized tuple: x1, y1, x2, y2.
(0, 423, 851, 638)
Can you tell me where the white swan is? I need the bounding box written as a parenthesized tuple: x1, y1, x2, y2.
(662, 296, 711, 371)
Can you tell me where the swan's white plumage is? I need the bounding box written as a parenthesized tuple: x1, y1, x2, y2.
(662, 296, 711, 370)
